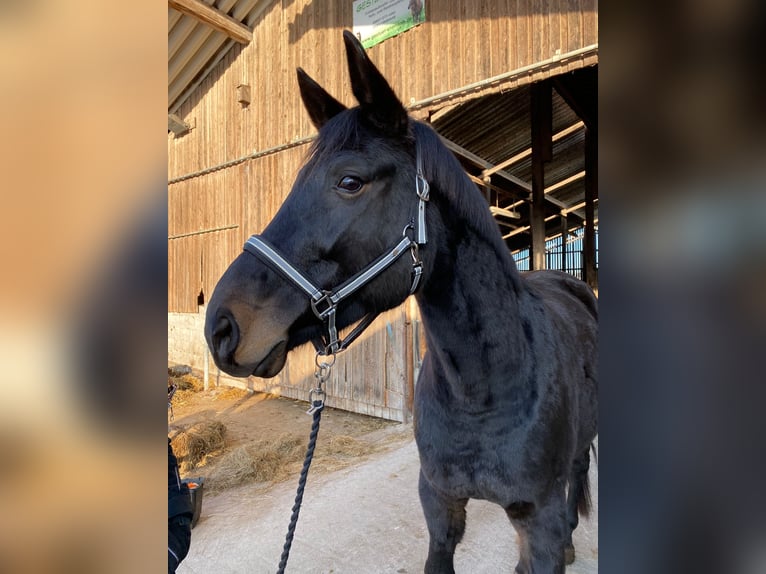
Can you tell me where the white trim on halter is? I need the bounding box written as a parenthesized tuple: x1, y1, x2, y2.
(242, 142, 429, 356)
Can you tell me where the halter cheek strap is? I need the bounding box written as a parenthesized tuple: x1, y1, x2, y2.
(242, 142, 429, 356)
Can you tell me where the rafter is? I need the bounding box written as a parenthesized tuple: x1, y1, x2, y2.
(481, 121, 584, 178)
(169, 0, 252, 44)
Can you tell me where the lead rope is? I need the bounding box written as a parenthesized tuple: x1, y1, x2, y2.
(276, 353, 334, 574)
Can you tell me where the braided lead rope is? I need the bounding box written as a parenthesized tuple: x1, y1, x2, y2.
(276, 405, 323, 574)
(276, 353, 332, 574)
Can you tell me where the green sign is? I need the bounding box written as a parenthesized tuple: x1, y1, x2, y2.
(352, 0, 426, 49)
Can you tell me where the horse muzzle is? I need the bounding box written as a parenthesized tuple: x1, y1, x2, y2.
(205, 300, 290, 379)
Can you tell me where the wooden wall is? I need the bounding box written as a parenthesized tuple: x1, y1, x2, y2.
(167, 0, 597, 419)
(169, 0, 598, 179)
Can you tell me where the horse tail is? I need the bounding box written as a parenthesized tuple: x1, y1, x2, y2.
(573, 441, 597, 517)
(576, 473, 592, 518)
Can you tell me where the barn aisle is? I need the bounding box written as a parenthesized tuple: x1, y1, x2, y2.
(178, 433, 598, 573)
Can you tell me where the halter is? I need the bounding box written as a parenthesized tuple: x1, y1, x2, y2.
(242, 142, 430, 356)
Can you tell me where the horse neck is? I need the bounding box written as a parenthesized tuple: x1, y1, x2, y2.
(415, 204, 533, 403)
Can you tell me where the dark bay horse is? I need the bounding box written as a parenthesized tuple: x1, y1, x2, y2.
(205, 31, 597, 574)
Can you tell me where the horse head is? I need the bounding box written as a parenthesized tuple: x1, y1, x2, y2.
(205, 31, 429, 378)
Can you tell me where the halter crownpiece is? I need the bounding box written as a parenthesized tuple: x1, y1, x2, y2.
(415, 149, 429, 245)
(243, 141, 429, 356)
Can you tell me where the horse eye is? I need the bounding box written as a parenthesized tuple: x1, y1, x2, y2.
(335, 175, 364, 194)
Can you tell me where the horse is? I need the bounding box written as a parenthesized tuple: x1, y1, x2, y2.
(409, 0, 424, 23)
(205, 31, 598, 574)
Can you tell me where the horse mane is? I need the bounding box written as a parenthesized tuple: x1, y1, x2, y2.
(304, 107, 408, 173)
(412, 121, 522, 280)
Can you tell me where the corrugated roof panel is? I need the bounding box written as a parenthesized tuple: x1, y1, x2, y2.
(168, 0, 268, 112)
(430, 71, 597, 243)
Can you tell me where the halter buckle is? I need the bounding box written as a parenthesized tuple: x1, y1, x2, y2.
(416, 173, 430, 201)
(310, 291, 336, 319)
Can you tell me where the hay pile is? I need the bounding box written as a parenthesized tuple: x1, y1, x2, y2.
(171, 420, 227, 473)
(172, 374, 202, 391)
(206, 433, 380, 492)
(209, 435, 304, 491)
(169, 373, 204, 406)
(311, 435, 376, 474)
(212, 386, 249, 401)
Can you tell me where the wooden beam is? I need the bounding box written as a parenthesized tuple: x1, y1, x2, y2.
(466, 173, 513, 198)
(561, 214, 569, 274)
(584, 127, 598, 290)
(440, 136, 532, 194)
(530, 81, 552, 270)
(481, 121, 584, 178)
(553, 67, 598, 131)
(168, 0, 252, 44)
(489, 206, 521, 220)
(168, 113, 190, 136)
(442, 134, 585, 218)
(546, 170, 586, 194)
(500, 189, 583, 217)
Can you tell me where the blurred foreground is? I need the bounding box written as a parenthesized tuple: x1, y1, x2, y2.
(0, 1, 166, 571)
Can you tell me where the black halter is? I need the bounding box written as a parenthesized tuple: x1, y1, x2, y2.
(242, 143, 430, 356)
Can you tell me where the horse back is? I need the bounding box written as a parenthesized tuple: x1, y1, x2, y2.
(521, 270, 598, 447)
(522, 270, 597, 326)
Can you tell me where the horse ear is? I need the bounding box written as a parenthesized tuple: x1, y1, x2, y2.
(297, 67, 347, 130)
(342, 30, 408, 136)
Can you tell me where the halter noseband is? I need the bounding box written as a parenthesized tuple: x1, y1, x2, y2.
(242, 142, 430, 356)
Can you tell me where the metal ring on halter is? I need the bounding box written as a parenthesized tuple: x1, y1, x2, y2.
(410, 242, 420, 264)
(314, 351, 336, 369)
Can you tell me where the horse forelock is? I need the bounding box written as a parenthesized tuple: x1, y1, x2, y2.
(305, 108, 414, 167)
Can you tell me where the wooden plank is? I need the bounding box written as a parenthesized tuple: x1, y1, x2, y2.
(581, 0, 597, 45)
(168, 0, 252, 44)
(451, 0, 465, 91)
(465, 0, 480, 85)
(488, 0, 507, 77)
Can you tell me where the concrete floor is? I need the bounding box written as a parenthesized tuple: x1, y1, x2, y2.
(178, 434, 598, 574)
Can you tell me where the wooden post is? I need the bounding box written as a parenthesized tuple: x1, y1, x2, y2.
(403, 297, 416, 423)
(561, 213, 568, 274)
(530, 81, 552, 270)
(203, 348, 210, 391)
(584, 127, 597, 290)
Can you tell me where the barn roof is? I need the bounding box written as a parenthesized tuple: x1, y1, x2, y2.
(426, 64, 597, 253)
(169, 0, 268, 113)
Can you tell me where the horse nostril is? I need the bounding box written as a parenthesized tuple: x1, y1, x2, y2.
(211, 312, 239, 360)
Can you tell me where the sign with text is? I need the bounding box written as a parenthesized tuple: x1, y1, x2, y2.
(352, 0, 426, 49)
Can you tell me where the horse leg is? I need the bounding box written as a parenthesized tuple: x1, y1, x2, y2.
(565, 446, 592, 564)
(507, 487, 568, 574)
(418, 470, 468, 574)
